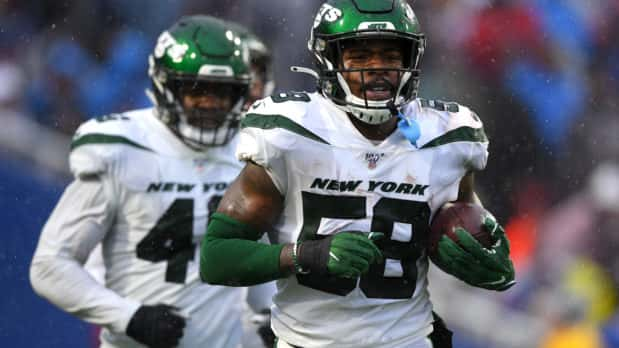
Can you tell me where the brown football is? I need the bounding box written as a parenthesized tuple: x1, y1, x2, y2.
(427, 202, 493, 261)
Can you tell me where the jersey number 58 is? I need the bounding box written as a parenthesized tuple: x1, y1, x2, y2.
(298, 192, 430, 299)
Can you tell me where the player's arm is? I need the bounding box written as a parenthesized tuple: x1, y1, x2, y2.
(30, 176, 186, 347)
(200, 162, 383, 286)
(456, 171, 481, 204)
(200, 161, 291, 286)
(435, 171, 516, 291)
(29, 177, 141, 333)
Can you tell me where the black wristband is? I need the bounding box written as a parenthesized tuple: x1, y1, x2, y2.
(296, 236, 333, 275)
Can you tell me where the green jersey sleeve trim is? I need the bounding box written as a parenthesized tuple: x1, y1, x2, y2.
(241, 113, 330, 145)
(200, 213, 285, 286)
(420, 126, 488, 149)
(71, 133, 153, 152)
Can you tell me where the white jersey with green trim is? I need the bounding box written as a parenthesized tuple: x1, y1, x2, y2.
(31, 108, 245, 348)
(236, 92, 488, 348)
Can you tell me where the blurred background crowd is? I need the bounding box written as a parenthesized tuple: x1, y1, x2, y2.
(1, 0, 618, 347)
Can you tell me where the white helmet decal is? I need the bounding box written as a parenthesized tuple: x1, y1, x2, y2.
(313, 3, 343, 29)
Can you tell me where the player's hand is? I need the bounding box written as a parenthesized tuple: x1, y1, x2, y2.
(297, 232, 383, 278)
(251, 309, 276, 347)
(434, 216, 515, 291)
(126, 304, 186, 348)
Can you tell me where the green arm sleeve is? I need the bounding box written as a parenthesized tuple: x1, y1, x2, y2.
(200, 213, 285, 286)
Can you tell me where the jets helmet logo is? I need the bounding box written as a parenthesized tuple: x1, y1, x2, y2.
(313, 3, 342, 29)
(154, 31, 188, 63)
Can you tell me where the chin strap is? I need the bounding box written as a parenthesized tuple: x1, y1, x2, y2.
(388, 101, 420, 148)
(290, 66, 320, 80)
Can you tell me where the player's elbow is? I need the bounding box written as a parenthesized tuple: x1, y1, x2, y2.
(199, 264, 227, 286)
(199, 236, 236, 286)
(199, 252, 219, 285)
(29, 256, 51, 297)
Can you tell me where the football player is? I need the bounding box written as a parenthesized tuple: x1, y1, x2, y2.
(200, 1, 516, 347)
(226, 22, 275, 109)
(30, 15, 274, 348)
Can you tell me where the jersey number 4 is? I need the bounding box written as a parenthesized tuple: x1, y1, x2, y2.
(298, 192, 430, 299)
(136, 196, 221, 283)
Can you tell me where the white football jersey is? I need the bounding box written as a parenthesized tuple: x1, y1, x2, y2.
(32, 108, 246, 348)
(236, 92, 488, 348)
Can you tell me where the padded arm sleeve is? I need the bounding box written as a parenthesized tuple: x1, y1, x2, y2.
(200, 213, 285, 286)
(29, 178, 140, 334)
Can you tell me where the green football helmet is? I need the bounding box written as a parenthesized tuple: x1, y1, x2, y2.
(225, 21, 275, 104)
(148, 15, 251, 149)
(308, 0, 425, 124)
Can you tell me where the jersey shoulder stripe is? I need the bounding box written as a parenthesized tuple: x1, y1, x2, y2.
(241, 113, 329, 145)
(242, 92, 333, 148)
(71, 109, 153, 153)
(71, 133, 152, 152)
(420, 125, 488, 149)
(69, 108, 155, 178)
(410, 99, 488, 149)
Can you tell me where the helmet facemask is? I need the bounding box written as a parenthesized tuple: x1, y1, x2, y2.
(149, 63, 249, 149)
(313, 32, 425, 124)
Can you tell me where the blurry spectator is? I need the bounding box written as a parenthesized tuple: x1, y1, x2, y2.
(0, 1, 38, 57)
(602, 312, 619, 348)
(26, 37, 92, 132)
(77, 29, 151, 117)
(0, 61, 24, 110)
(536, 163, 619, 287)
(503, 180, 548, 274)
(536, 258, 615, 348)
(540, 323, 603, 348)
(465, 0, 544, 80)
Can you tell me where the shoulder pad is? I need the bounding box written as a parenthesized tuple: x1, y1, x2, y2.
(69, 111, 152, 178)
(247, 91, 313, 119)
(408, 99, 487, 149)
(242, 92, 330, 147)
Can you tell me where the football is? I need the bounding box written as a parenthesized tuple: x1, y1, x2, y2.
(427, 202, 493, 261)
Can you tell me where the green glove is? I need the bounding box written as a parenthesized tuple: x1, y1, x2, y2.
(297, 232, 384, 278)
(434, 216, 515, 291)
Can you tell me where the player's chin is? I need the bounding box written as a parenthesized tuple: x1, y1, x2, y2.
(363, 91, 393, 101)
(187, 118, 225, 130)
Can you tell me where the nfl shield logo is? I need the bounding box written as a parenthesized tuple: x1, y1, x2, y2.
(364, 152, 385, 169)
(193, 158, 208, 173)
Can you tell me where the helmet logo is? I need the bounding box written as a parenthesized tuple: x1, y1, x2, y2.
(313, 3, 342, 28)
(198, 64, 234, 77)
(404, 4, 417, 23)
(154, 31, 189, 63)
(358, 22, 396, 30)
